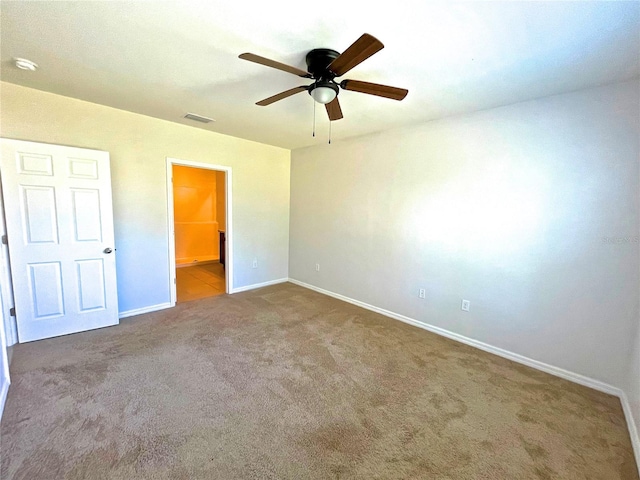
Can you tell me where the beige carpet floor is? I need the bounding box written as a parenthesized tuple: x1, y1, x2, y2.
(1, 283, 638, 479)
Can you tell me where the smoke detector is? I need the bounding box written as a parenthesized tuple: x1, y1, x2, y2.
(14, 58, 38, 71)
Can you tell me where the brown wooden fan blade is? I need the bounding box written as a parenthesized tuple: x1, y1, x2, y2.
(239, 53, 310, 78)
(256, 86, 308, 106)
(325, 97, 343, 121)
(340, 80, 408, 101)
(328, 34, 384, 77)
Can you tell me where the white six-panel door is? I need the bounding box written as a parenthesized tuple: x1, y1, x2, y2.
(0, 139, 118, 342)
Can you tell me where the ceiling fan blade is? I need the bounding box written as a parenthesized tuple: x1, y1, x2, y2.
(325, 97, 343, 121)
(328, 34, 384, 77)
(239, 53, 310, 78)
(340, 80, 408, 101)
(256, 86, 308, 106)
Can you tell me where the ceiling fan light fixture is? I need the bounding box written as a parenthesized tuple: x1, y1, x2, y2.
(309, 82, 338, 104)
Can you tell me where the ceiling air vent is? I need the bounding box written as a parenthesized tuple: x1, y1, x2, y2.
(183, 113, 215, 124)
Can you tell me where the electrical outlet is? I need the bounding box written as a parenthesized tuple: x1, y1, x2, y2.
(461, 299, 470, 312)
(419, 288, 426, 299)
(315, 263, 320, 272)
(252, 258, 258, 269)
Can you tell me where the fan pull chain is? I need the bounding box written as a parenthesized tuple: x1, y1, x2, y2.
(328, 120, 332, 144)
(312, 100, 316, 137)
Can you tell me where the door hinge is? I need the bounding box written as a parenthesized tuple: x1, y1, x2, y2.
(1, 235, 7, 245)
(9, 307, 15, 317)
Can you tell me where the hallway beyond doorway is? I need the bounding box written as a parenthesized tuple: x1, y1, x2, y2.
(176, 262, 225, 303)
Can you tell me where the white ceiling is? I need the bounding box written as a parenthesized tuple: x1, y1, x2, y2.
(1, 1, 638, 149)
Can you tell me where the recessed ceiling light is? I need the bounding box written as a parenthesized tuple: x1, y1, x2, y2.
(14, 58, 38, 71)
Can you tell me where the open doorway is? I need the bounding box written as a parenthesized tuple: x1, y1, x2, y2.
(166, 158, 232, 304)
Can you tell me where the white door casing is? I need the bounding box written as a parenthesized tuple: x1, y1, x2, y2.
(166, 158, 233, 303)
(0, 139, 118, 342)
(0, 178, 17, 346)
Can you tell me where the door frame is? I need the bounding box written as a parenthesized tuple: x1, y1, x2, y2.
(166, 158, 233, 304)
(0, 177, 17, 346)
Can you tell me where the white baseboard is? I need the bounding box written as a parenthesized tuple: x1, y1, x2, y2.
(176, 258, 219, 268)
(289, 278, 619, 394)
(119, 302, 173, 319)
(231, 278, 289, 294)
(620, 391, 640, 477)
(0, 374, 9, 422)
(288, 278, 639, 471)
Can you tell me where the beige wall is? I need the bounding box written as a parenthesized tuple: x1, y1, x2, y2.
(290, 80, 639, 397)
(0, 82, 290, 314)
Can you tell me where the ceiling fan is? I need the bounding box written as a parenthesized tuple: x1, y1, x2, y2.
(239, 34, 408, 122)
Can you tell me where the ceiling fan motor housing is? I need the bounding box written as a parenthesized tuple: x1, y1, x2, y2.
(305, 48, 340, 79)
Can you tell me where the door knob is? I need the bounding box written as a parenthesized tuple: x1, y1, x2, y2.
(103, 247, 114, 254)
